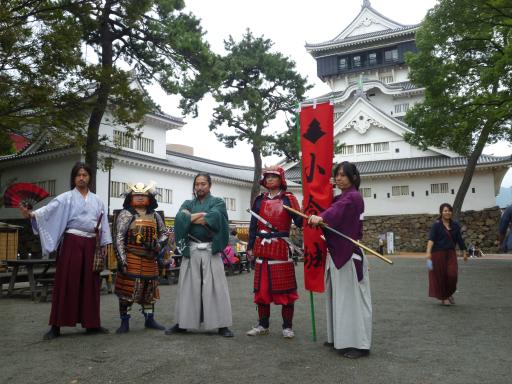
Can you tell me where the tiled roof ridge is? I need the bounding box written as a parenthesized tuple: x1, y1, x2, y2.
(306, 25, 418, 49)
(166, 150, 254, 171)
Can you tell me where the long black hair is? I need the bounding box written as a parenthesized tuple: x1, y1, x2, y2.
(193, 172, 212, 198)
(70, 162, 92, 190)
(333, 161, 361, 190)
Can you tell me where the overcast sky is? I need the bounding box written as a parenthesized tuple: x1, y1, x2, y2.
(148, 0, 511, 185)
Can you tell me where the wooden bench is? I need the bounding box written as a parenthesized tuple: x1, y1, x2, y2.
(36, 277, 54, 302)
(0, 268, 56, 298)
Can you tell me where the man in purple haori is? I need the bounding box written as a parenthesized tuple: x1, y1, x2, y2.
(309, 161, 372, 359)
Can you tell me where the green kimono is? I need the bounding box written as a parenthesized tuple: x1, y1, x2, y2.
(173, 194, 233, 330)
(175, 195, 229, 257)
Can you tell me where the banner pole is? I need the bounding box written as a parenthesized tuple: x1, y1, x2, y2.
(310, 290, 317, 342)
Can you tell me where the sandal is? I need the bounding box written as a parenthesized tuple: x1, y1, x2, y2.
(447, 296, 455, 305)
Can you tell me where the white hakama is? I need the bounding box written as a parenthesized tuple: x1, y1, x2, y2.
(325, 253, 372, 350)
(174, 243, 232, 330)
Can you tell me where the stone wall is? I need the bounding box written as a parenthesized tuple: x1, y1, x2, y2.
(362, 207, 502, 253)
(3, 207, 503, 257)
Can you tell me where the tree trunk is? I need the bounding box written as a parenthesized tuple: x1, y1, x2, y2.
(250, 144, 262, 205)
(452, 121, 494, 220)
(84, 1, 113, 192)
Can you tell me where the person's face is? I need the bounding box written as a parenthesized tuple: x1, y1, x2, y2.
(441, 207, 453, 221)
(194, 176, 211, 198)
(131, 194, 149, 207)
(335, 168, 352, 191)
(74, 168, 90, 189)
(265, 174, 281, 189)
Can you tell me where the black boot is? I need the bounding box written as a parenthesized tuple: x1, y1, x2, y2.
(85, 326, 109, 334)
(116, 314, 130, 334)
(164, 323, 187, 335)
(144, 312, 165, 330)
(43, 326, 60, 340)
(218, 327, 234, 337)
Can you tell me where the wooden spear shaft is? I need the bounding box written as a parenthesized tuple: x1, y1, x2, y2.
(283, 205, 394, 265)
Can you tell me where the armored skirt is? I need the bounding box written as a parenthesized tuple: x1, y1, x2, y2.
(114, 252, 160, 304)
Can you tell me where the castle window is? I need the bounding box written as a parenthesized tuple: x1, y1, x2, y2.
(155, 187, 163, 202)
(164, 189, 173, 204)
(136, 136, 154, 153)
(352, 55, 362, 68)
(338, 57, 348, 70)
(431, 183, 449, 194)
(114, 130, 154, 153)
(368, 52, 378, 66)
(373, 142, 389, 152)
(340, 145, 354, 155)
(110, 181, 128, 198)
(356, 143, 372, 153)
(384, 48, 399, 63)
(360, 187, 372, 198)
(36, 180, 56, 196)
(392, 185, 409, 196)
(394, 103, 410, 114)
(113, 130, 133, 149)
(223, 197, 237, 211)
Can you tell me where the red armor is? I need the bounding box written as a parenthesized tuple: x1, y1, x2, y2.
(253, 191, 300, 261)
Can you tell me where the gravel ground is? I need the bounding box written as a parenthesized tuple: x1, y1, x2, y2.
(1, 255, 511, 384)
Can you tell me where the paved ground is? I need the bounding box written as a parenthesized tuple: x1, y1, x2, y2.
(1, 255, 511, 384)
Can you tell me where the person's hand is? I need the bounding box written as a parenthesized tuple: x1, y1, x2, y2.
(308, 215, 323, 227)
(191, 212, 206, 224)
(246, 249, 254, 262)
(117, 261, 127, 274)
(463, 251, 468, 262)
(426, 259, 433, 271)
(101, 245, 108, 257)
(19, 205, 33, 219)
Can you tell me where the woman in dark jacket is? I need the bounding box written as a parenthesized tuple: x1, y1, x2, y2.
(426, 203, 468, 305)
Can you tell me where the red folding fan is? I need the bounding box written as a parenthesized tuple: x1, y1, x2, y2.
(3, 182, 50, 209)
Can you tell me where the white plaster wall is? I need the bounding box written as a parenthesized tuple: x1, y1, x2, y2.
(334, 125, 438, 162)
(99, 112, 168, 159)
(361, 171, 497, 215)
(391, 67, 410, 83)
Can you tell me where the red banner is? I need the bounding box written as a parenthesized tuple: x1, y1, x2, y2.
(300, 102, 333, 293)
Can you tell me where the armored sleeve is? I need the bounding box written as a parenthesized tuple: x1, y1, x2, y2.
(115, 210, 133, 265)
(155, 213, 168, 244)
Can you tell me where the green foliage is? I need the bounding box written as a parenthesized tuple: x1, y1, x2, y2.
(404, 0, 512, 216)
(1, 0, 216, 188)
(211, 30, 310, 152)
(0, 1, 90, 141)
(209, 30, 311, 201)
(404, 0, 512, 154)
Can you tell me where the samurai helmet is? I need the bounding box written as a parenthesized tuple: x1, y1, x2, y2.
(122, 181, 158, 210)
(126, 181, 156, 195)
(260, 165, 287, 190)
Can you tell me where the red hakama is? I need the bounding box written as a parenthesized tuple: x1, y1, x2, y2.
(49, 233, 101, 328)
